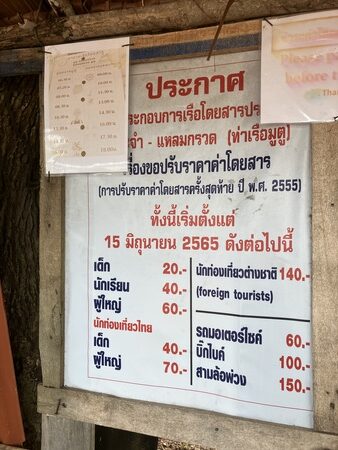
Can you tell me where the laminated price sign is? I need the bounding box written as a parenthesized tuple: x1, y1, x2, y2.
(65, 51, 313, 428)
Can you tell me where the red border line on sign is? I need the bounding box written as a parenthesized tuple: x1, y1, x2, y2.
(86, 374, 312, 412)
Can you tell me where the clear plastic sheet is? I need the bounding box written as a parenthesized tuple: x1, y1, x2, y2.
(261, 10, 338, 123)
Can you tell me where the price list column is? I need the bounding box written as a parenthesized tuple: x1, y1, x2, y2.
(189, 252, 312, 424)
(158, 260, 191, 386)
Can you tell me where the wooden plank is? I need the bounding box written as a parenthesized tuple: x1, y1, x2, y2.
(41, 414, 95, 450)
(37, 385, 338, 450)
(0, 0, 335, 50)
(39, 173, 64, 388)
(39, 75, 64, 388)
(0, 48, 43, 77)
(132, 20, 260, 48)
(0, 21, 260, 77)
(130, 20, 260, 63)
(312, 122, 338, 434)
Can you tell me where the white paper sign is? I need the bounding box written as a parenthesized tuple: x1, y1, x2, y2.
(261, 10, 338, 123)
(65, 52, 313, 428)
(44, 38, 129, 174)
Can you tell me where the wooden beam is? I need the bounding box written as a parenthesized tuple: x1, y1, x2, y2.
(37, 386, 338, 450)
(0, 48, 43, 77)
(0, 0, 335, 50)
(312, 122, 338, 434)
(46, 0, 75, 17)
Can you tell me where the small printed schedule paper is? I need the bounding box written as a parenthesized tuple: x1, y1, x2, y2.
(65, 51, 313, 428)
(44, 37, 129, 174)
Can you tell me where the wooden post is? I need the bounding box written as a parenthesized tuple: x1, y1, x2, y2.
(312, 122, 338, 433)
(41, 416, 94, 450)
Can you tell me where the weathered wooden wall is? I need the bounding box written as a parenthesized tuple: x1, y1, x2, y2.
(0, 13, 337, 450)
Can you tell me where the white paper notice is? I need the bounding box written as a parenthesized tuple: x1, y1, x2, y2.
(65, 52, 313, 428)
(44, 38, 129, 174)
(261, 10, 338, 123)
